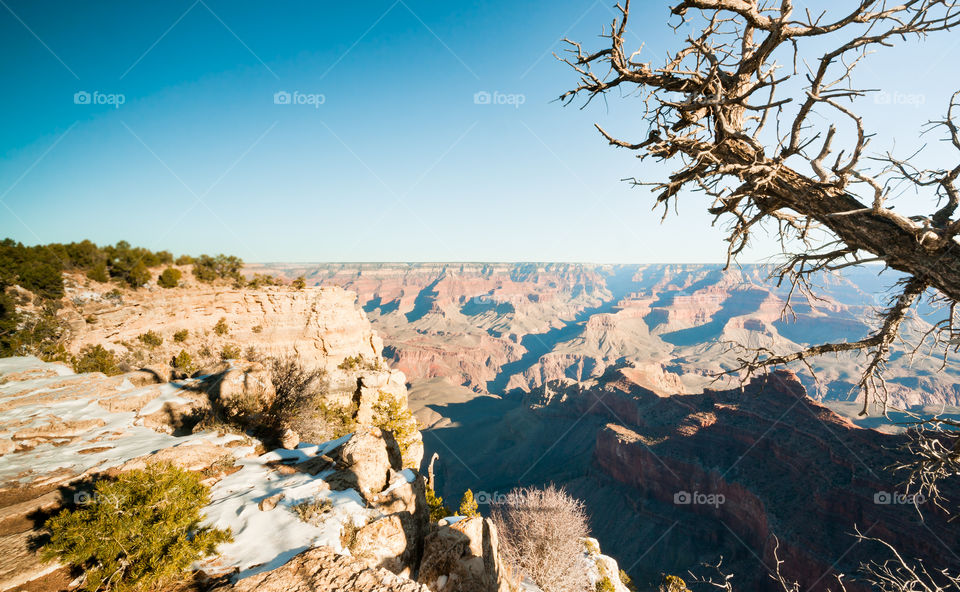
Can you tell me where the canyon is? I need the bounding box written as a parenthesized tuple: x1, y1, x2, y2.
(1, 276, 630, 592)
(243, 262, 960, 589)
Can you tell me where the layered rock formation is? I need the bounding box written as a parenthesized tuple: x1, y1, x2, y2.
(63, 276, 384, 374)
(251, 263, 960, 412)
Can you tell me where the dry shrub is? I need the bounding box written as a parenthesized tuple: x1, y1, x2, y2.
(491, 484, 590, 592)
(265, 357, 355, 443)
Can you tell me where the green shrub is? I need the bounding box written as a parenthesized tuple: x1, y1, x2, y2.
(337, 354, 380, 371)
(193, 254, 243, 283)
(172, 350, 195, 376)
(372, 393, 417, 467)
(314, 401, 357, 439)
(292, 276, 306, 290)
(127, 262, 151, 288)
(41, 464, 231, 592)
(86, 263, 109, 283)
(427, 489, 448, 520)
(173, 329, 189, 343)
(137, 331, 163, 348)
(213, 317, 229, 336)
(246, 274, 278, 289)
(73, 345, 120, 376)
(459, 489, 480, 517)
(0, 303, 69, 362)
(251, 325, 263, 334)
(426, 485, 451, 522)
(620, 569, 637, 592)
(660, 575, 691, 592)
(157, 267, 182, 289)
(175, 255, 194, 266)
(595, 577, 616, 592)
(220, 344, 242, 361)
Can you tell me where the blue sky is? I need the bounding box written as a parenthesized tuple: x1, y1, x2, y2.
(1, 1, 958, 263)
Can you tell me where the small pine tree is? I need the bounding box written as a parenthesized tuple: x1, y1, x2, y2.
(213, 317, 229, 336)
(41, 464, 231, 592)
(620, 569, 638, 592)
(86, 262, 109, 283)
(158, 267, 182, 289)
(128, 262, 151, 288)
(73, 345, 120, 376)
(372, 393, 417, 467)
(426, 485, 451, 522)
(660, 575, 691, 592)
(220, 344, 241, 361)
(172, 350, 195, 376)
(137, 331, 163, 348)
(458, 489, 480, 517)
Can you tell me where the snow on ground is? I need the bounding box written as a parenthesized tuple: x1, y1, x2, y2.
(199, 437, 378, 579)
(0, 359, 240, 486)
(0, 357, 385, 584)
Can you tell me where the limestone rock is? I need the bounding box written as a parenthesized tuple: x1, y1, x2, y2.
(259, 492, 285, 511)
(279, 428, 299, 450)
(13, 418, 106, 442)
(211, 546, 429, 592)
(329, 427, 396, 496)
(353, 514, 412, 575)
(119, 441, 233, 472)
(67, 286, 385, 373)
(418, 517, 515, 592)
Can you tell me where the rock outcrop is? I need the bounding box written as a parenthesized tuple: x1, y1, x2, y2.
(417, 517, 515, 592)
(211, 546, 430, 592)
(0, 282, 441, 592)
(64, 281, 385, 373)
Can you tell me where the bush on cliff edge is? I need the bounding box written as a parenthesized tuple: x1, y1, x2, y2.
(41, 464, 231, 592)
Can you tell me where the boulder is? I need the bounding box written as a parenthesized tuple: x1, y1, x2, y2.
(258, 493, 285, 512)
(329, 427, 397, 496)
(418, 517, 516, 592)
(369, 471, 431, 573)
(211, 546, 429, 592)
(353, 514, 413, 575)
(280, 428, 300, 450)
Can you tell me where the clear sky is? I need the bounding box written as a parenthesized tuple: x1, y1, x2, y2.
(2, 1, 958, 263)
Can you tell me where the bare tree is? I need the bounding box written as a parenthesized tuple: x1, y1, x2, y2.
(491, 484, 590, 592)
(559, 0, 960, 415)
(560, 1, 960, 589)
